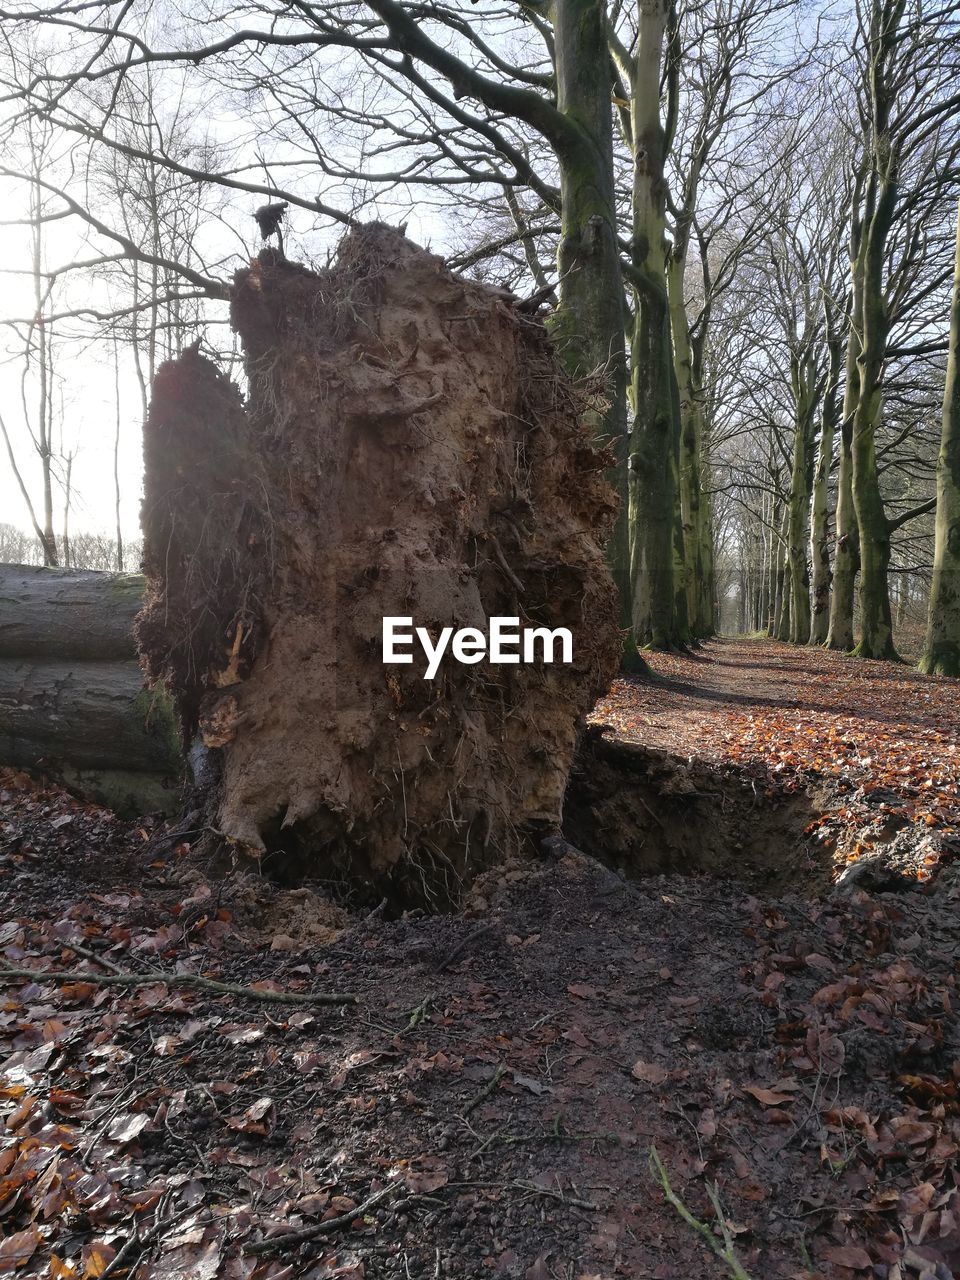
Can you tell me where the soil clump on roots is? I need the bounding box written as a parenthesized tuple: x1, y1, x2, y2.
(137, 224, 620, 906)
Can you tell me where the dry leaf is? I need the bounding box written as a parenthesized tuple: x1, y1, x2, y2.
(631, 1060, 669, 1085)
(743, 1085, 795, 1107)
(819, 1243, 872, 1270)
(0, 1227, 42, 1271)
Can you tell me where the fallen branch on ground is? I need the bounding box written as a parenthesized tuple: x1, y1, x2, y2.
(444, 1179, 600, 1211)
(0, 964, 358, 1005)
(244, 1183, 402, 1254)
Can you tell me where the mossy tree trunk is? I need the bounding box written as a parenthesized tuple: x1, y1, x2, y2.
(614, 0, 687, 650)
(920, 199, 960, 676)
(827, 233, 865, 652)
(809, 326, 844, 644)
(364, 0, 631, 628)
(785, 349, 818, 644)
(851, 177, 898, 660)
(551, 0, 631, 626)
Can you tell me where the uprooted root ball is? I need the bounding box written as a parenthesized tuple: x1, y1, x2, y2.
(137, 224, 620, 903)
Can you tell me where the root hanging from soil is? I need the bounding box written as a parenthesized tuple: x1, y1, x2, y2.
(137, 225, 621, 904)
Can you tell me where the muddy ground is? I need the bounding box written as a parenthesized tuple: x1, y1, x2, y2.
(1, 639, 958, 1279)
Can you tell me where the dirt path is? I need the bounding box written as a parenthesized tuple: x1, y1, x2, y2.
(595, 637, 959, 773)
(1, 640, 958, 1280)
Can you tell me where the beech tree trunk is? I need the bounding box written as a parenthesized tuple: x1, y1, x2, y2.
(921, 200, 960, 676)
(851, 227, 897, 659)
(848, 1, 902, 661)
(785, 352, 817, 644)
(0, 564, 181, 813)
(0, 564, 143, 660)
(827, 276, 863, 651)
(667, 257, 710, 638)
(809, 334, 843, 644)
(626, 0, 686, 650)
(552, 0, 631, 627)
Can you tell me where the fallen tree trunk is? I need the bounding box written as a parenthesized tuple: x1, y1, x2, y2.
(0, 565, 143, 660)
(137, 225, 621, 902)
(0, 567, 182, 814)
(0, 659, 180, 774)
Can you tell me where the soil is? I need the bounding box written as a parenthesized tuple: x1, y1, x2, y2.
(1, 639, 959, 1280)
(137, 225, 620, 899)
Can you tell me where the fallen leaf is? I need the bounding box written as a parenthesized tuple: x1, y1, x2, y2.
(0, 1227, 41, 1271)
(819, 1243, 872, 1270)
(631, 1060, 669, 1085)
(567, 984, 597, 1000)
(742, 1085, 796, 1107)
(106, 1113, 150, 1144)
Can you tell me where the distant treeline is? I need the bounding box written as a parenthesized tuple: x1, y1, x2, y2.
(0, 523, 141, 572)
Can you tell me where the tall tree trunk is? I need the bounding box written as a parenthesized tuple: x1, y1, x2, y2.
(667, 256, 708, 637)
(669, 364, 691, 644)
(552, 0, 631, 627)
(759, 493, 771, 630)
(696, 422, 716, 636)
(30, 171, 58, 568)
(772, 507, 789, 637)
(785, 355, 816, 644)
(809, 334, 843, 644)
(62, 452, 73, 569)
(775, 547, 791, 640)
(920, 200, 960, 676)
(627, 0, 684, 649)
(827, 271, 864, 650)
(848, 0, 904, 661)
(851, 218, 897, 659)
(113, 339, 125, 573)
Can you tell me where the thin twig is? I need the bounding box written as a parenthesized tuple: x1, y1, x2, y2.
(444, 1179, 599, 1211)
(244, 1182, 401, 1255)
(437, 922, 498, 972)
(463, 1062, 506, 1116)
(62, 940, 125, 975)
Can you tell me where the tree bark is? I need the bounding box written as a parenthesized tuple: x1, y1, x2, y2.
(552, 0, 631, 627)
(667, 256, 709, 637)
(0, 564, 144, 661)
(626, 0, 685, 650)
(785, 353, 817, 644)
(0, 658, 180, 775)
(851, 221, 897, 660)
(809, 333, 843, 644)
(848, 0, 903, 661)
(771, 507, 789, 638)
(827, 273, 863, 651)
(920, 199, 960, 676)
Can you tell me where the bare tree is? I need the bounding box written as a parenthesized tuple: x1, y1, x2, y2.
(921, 198, 960, 674)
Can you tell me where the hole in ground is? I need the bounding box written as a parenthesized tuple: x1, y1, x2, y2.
(562, 731, 834, 895)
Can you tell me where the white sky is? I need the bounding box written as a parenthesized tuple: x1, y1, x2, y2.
(0, 180, 451, 548)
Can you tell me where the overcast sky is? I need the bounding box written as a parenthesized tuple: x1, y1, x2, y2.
(0, 174, 453, 548)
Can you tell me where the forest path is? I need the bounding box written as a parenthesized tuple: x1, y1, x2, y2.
(1, 642, 959, 1279)
(597, 636, 959, 772)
